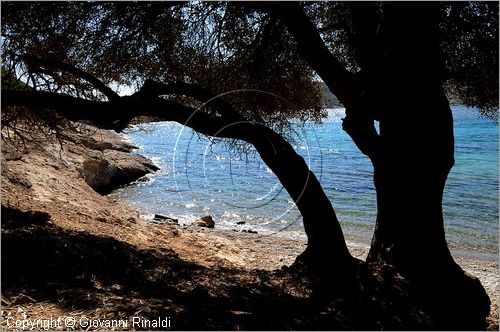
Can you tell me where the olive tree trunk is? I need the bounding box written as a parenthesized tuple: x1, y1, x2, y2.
(365, 4, 490, 328)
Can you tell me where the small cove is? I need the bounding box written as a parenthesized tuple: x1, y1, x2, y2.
(110, 106, 499, 261)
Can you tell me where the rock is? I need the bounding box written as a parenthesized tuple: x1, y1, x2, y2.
(195, 215, 215, 228)
(242, 229, 258, 234)
(153, 214, 178, 224)
(236, 221, 246, 225)
(80, 136, 139, 153)
(81, 150, 159, 194)
(4, 168, 32, 189)
(154, 214, 168, 220)
(82, 158, 117, 192)
(82, 140, 114, 151)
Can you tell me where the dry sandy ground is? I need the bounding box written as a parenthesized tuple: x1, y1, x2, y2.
(1, 127, 498, 330)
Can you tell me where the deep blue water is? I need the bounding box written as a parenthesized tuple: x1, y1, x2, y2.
(110, 106, 498, 259)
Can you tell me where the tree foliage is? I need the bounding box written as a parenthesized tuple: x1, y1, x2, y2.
(1, 1, 325, 132)
(3, 2, 496, 125)
(440, 2, 499, 115)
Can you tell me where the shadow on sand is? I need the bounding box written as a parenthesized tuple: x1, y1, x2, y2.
(2, 207, 431, 330)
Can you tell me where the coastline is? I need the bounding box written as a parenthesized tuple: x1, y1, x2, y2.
(1, 126, 498, 330)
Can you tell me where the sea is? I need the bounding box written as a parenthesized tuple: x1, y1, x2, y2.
(109, 105, 499, 261)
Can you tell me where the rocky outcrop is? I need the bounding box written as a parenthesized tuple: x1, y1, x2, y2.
(80, 136, 138, 152)
(1, 124, 149, 231)
(49, 126, 161, 194)
(82, 149, 159, 194)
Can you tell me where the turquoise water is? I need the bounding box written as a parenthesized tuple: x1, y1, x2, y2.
(110, 106, 498, 259)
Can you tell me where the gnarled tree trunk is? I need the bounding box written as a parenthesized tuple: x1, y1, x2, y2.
(363, 4, 490, 329)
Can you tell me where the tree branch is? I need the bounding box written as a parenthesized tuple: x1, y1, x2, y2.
(3, 90, 116, 126)
(268, 3, 356, 108)
(349, 3, 381, 70)
(21, 55, 121, 102)
(134, 80, 246, 123)
(2, 89, 241, 139)
(266, 3, 381, 160)
(2, 87, 353, 263)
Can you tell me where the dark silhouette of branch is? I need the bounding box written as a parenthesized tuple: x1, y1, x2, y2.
(21, 55, 121, 102)
(266, 3, 381, 160)
(349, 3, 381, 71)
(266, 3, 356, 108)
(2, 86, 353, 265)
(135, 80, 245, 123)
(2, 89, 238, 138)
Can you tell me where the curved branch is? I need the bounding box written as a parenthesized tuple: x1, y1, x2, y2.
(269, 3, 356, 108)
(135, 79, 245, 123)
(2, 89, 237, 137)
(21, 55, 121, 102)
(267, 3, 381, 160)
(3, 90, 116, 125)
(2, 88, 353, 266)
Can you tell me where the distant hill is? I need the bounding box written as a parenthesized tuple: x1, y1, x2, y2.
(318, 81, 341, 108)
(319, 81, 464, 108)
